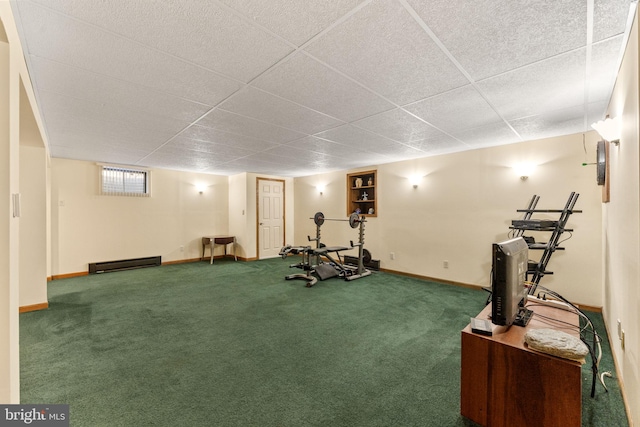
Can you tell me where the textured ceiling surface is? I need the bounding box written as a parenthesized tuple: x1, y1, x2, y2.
(11, 0, 635, 177)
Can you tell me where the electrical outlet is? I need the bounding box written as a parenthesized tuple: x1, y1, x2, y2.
(180, 246, 184, 252)
(443, 260, 449, 269)
(390, 252, 395, 260)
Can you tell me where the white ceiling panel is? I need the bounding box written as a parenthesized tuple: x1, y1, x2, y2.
(197, 109, 306, 144)
(351, 108, 445, 143)
(406, 136, 469, 156)
(167, 137, 257, 158)
(405, 85, 504, 134)
(219, 87, 344, 134)
(28, 0, 294, 83)
(180, 125, 282, 152)
(14, 2, 243, 106)
(51, 144, 150, 165)
(588, 36, 626, 102)
(38, 90, 190, 137)
(287, 136, 390, 163)
(252, 52, 394, 122)
(216, 0, 366, 46)
(478, 49, 587, 121)
(31, 58, 212, 123)
(407, 0, 587, 80)
(509, 104, 587, 141)
(593, 0, 633, 42)
(10, 0, 634, 176)
(449, 122, 521, 149)
(305, 0, 468, 105)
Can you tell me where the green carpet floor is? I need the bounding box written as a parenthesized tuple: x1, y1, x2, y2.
(20, 259, 628, 426)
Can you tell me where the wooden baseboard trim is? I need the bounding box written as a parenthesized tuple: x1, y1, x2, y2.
(380, 268, 483, 291)
(51, 272, 88, 280)
(162, 258, 202, 266)
(19, 302, 49, 313)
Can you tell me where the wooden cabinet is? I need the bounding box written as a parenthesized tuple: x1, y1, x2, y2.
(347, 170, 377, 217)
(461, 303, 581, 426)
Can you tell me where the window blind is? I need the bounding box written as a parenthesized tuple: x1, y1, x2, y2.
(100, 166, 150, 197)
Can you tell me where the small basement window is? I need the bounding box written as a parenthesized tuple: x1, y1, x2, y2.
(100, 165, 150, 197)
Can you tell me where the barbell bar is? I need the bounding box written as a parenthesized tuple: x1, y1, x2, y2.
(310, 211, 365, 229)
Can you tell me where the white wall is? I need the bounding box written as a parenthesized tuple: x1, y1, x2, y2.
(19, 145, 47, 307)
(50, 158, 229, 275)
(0, 24, 17, 404)
(228, 172, 249, 259)
(295, 132, 603, 307)
(603, 10, 639, 425)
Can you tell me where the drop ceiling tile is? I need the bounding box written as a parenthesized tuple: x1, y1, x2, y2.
(14, 2, 243, 105)
(168, 136, 256, 158)
(39, 90, 190, 137)
(261, 144, 335, 162)
(509, 104, 586, 141)
(405, 85, 503, 134)
(180, 125, 281, 152)
(405, 135, 468, 156)
(315, 124, 394, 147)
(587, 100, 609, 126)
(31, 57, 212, 123)
(305, 0, 468, 105)
(478, 49, 586, 121)
(216, 0, 364, 46)
(26, 0, 294, 83)
(143, 147, 221, 171)
(288, 136, 383, 159)
(406, 0, 586, 80)
(49, 145, 149, 166)
(219, 87, 344, 134)
(593, 0, 631, 42)
(588, 36, 625, 103)
(197, 109, 306, 144)
(252, 52, 394, 122)
(449, 122, 520, 149)
(351, 108, 445, 143)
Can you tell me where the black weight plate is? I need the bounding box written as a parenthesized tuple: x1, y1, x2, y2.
(314, 211, 325, 226)
(349, 212, 360, 228)
(362, 249, 372, 265)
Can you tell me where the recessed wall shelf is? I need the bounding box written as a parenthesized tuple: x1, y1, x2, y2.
(347, 170, 377, 217)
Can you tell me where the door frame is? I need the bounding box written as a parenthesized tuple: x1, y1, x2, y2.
(255, 177, 286, 260)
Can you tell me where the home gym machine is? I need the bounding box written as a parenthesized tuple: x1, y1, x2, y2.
(279, 211, 372, 287)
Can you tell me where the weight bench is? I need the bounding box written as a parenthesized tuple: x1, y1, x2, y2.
(279, 244, 357, 287)
(279, 245, 318, 287)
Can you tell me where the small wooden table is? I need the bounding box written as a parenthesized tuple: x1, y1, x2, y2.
(461, 302, 582, 427)
(203, 236, 237, 264)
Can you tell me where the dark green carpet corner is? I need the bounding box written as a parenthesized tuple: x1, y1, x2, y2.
(19, 259, 627, 426)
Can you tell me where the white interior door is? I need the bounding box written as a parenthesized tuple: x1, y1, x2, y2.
(258, 179, 284, 259)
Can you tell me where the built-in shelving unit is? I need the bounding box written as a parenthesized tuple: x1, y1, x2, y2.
(346, 170, 377, 217)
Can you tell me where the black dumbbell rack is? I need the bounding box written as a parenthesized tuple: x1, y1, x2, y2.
(509, 192, 581, 295)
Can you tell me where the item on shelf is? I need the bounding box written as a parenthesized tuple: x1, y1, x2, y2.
(362, 192, 368, 200)
(355, 177, 363, 188)
(368, 177, 373, 186)
(368, 208, 374, 214)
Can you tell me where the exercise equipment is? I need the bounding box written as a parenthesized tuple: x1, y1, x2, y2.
(279, 211, 372, 286)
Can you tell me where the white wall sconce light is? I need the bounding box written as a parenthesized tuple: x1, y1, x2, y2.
(513, 163, 536, 181)
(316, 184, 326, 195)
(591, 116, 621, 146)
(408, 175, 421, 189)
(196, 183, 207, 194)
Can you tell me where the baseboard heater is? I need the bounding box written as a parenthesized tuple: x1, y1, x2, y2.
(89, 256, 161, 274)
(343, 255, 380, 271)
